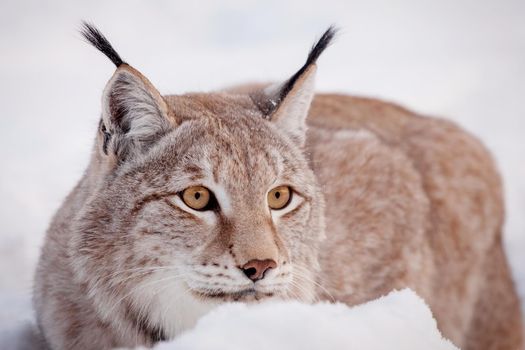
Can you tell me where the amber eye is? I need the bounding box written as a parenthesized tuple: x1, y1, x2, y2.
(268, 186, 292, 210)
(182, 186, 211, 210)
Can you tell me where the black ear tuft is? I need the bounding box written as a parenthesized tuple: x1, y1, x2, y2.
(278, 26, 338, 101)
(251, 26, 338, 116)
(305, 25, 338, 68)
(80, 21, 125, 67)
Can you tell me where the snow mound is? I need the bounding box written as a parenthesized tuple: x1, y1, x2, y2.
(144, 289, 458, 350)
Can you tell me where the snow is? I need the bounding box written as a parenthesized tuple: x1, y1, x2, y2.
(0, 290, 458, 350)
(0, 0, 523, 348)
(135, 289, 457, 350)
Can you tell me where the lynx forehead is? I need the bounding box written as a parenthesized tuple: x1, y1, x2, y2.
(33, 23, 522, 350)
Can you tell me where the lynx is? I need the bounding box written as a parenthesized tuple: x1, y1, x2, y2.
(33, 23, 522, 350)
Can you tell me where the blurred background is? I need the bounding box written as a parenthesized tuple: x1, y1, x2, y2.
(0, 0, 523, 333)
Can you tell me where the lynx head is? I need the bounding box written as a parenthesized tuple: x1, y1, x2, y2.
(72, 22, 335, 340)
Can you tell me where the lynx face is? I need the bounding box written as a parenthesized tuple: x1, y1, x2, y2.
(67, 24, 332, 338)
(73, 104, 324, 336)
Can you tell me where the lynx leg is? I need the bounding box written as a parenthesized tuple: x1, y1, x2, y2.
(463, 236, 523, 350)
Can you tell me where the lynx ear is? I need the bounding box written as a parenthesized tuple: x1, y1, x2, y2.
(81, 22, 173, 162)
(252, 26, 337, 146)
(100, 65, 172, 161)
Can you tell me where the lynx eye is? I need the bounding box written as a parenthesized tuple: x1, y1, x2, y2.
(182, 186, 211, 211)
(268, 186, 292, 210)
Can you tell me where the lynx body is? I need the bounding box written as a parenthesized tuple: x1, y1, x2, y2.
(34, 24, 522, 349)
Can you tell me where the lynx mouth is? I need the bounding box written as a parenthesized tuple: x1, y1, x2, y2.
(191, 287, 276, 302)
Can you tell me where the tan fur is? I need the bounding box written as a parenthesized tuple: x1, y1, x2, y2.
(308, 95, 523, 348)
(34, 37, 522, 349)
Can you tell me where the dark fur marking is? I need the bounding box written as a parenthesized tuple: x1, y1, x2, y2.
(193, 288, 256, 300)
(252, 26, 337, 115)
(130, 193, 173, 216)
(123, 301, 167, 344)
(183, 164, 204, 176)
(98, 119, 112, 155)
(281, 26, 337, 99)
(80, 21, 125, 67)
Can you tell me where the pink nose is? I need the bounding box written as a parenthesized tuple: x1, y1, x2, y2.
(241, 259, 277, 281)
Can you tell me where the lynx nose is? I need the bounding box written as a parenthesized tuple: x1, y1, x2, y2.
(241, 259, 277, 281)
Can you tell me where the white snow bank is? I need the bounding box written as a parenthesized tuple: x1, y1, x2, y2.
(0, 289, 459, 349)
(142, 289, 458, 350)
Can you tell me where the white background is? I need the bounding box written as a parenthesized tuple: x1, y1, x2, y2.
(0, 0, 523, 328)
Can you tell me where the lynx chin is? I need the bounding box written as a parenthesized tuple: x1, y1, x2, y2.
(33, 22, 522, 350)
